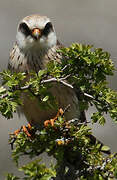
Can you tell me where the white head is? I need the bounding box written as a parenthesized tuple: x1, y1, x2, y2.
(16, 14, 57, 54)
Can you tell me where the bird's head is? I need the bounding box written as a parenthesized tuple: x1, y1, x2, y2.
(16, 14, 57, 53)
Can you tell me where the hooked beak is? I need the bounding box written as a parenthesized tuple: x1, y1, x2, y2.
(32, 28, 41, 40)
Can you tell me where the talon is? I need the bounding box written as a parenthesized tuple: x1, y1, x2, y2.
(44, 120, 51, 127)
(11, 123, 33, 139)
(59, 108, 64, 116)
(50, 119, 55, 127)
(9, 123, 33, 149)
(44, 119, 55, 127)
(22, 125, 31, 137)
(14, 129, 21, 136)
(44, 108, 64, 127)
(28, 123, 32, 130)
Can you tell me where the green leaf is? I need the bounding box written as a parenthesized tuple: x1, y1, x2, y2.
(101, 145, 110, 152)
(0, 86, 6, 93)
(40, 174, 54, 180)
(5, 173, 19, 180)
(91, 112, 106, 125)
(42, 96, 49, 102)
(38, 70, 46, 77)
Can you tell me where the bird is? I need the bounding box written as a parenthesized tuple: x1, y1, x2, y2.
(8, 14, 81, 129)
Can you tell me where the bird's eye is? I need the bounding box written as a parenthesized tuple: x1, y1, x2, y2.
(42, 22, 53, 36)
(18, 22, 31, 36)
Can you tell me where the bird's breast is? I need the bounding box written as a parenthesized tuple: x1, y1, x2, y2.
(20, 82, 80, 128)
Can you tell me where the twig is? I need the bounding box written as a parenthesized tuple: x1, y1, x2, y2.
(20, 84, 31, 90)
(61, 64, 70, 71)
(0, 93, 9, 99)
(0, 85, 31, 99)
(0, 76, 97, 103)
(0, 76, 73, 100)
(41, 75, 73, 89)
(63, 104, 71, 114)
(84, 92, 94, 99)
(68, 118, 89, 125)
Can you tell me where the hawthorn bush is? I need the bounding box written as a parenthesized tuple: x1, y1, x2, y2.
(0, 43, 117, 180)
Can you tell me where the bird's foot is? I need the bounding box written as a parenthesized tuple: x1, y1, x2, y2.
(13, 123, 32, 137)
(22, 123, 32, 137)
(9, 123, 33, 150)
(44, 108, 64, 127)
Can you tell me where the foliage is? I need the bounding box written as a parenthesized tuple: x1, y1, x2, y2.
(59, 44, 117, 123)
(6, 159, 55, 180)
(0, 43, 117, 179)
(5, 173, 19, 180)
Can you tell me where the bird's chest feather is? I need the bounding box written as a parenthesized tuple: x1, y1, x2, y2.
(20, 82, 80, 127)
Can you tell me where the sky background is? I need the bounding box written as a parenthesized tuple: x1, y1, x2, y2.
(0, 0, 117, 179)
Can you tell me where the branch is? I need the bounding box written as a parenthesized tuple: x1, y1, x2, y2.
(0, 93, 9, 99)
(0, 75, 73, 100)
(0, 74, 108, 111)
(41, 75, 73, 89)
(84, 92, 94, 99)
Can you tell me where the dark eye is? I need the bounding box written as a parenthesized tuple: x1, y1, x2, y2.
(42, 22, 53, 36)
(18, 22, 31, 36)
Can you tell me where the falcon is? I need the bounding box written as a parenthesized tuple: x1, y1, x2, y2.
(8, 14, 81, 128)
